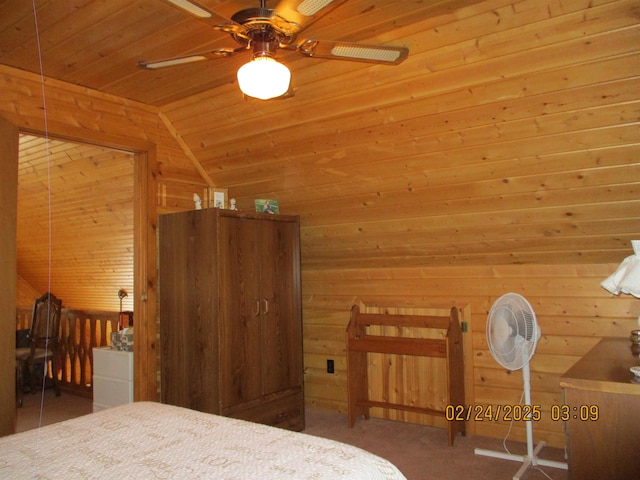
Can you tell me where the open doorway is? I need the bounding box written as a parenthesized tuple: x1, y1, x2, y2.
(15, 133, 135, 417)
(17, 134, 135, 312)
(1, 104, 158, 437)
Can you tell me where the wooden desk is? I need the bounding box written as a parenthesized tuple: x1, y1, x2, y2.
(560, 337, 640, 480)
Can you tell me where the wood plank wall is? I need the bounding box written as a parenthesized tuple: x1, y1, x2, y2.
(158, 0, 640, 450)
(2, 65, 206, 314)
(14, 134, 191, 326)
(16, 274, 40, 308)
(302, 264, 639, 448)
(1, 0, 639, 451)
(0, 64, 207, 415)
(0, 65, 205, 216)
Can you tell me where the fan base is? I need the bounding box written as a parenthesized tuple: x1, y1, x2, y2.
(475, 441, 567, 480)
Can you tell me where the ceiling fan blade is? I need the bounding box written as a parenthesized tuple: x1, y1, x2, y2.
(295, 39, 409, 65)
(161, 0, 246, 29)
(271, 0, 348, 36)
(138, 46, 248, 69)
(162, 0, 213, 18)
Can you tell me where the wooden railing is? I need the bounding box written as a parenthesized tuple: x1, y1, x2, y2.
(16, 307, 119, 398)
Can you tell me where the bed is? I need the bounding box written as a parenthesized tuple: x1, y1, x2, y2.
(0, 402, 407, 479)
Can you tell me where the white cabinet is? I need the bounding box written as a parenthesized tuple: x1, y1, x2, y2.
(92, 347, 133, 412)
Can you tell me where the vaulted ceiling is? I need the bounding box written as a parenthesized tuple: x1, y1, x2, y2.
(17, 134, 135, 311)
(0, 0, 453, 106)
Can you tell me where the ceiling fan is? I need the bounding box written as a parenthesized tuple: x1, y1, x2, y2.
(139, 0, 409, 100)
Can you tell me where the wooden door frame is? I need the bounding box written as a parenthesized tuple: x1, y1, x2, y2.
(0, 123, 159, 434)
(0, 116, 19, 436)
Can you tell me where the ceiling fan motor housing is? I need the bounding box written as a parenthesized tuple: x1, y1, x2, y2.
(251, 28, 280, 59)
(231, 7, 297, 51)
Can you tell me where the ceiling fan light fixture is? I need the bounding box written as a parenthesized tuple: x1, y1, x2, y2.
(237, 56, 291, 100)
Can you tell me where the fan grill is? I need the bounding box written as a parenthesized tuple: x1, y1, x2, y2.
(486, 293, 539, 371)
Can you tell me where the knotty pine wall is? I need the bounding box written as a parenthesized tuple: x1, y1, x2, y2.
(157, 0, 640, 450)
(2, 65, 208, 314)
(0, 65, 205, 211)
(302, 265, 639, 448)
(16, 274, 39, 309)
(0, 64, 208, 425)
(2, 0, 640, 450)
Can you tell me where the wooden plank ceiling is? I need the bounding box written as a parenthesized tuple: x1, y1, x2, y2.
(17, 135, 134, 311)
(0, 0, 457, 106)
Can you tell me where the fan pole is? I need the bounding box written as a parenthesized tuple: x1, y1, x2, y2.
(474, 363, 568, 480)
(522, 364, 535, 463)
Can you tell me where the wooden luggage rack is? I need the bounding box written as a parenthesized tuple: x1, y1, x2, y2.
(346, 305, 465, 446)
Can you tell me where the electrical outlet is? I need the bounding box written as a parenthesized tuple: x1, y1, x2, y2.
(326, 359, 334, 374)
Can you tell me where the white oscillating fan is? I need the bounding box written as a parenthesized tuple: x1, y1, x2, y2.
(474, 293, 567, 479)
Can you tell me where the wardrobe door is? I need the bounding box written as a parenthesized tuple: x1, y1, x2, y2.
(219, 215, 263, 408)
(259, 218, 302, 397)
(160, 209, 221, 413)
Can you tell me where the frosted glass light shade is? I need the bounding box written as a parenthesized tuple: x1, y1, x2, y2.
(237, 57, 291, 100)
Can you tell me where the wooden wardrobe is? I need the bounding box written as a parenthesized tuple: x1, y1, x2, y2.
(159, 208, 304, 431)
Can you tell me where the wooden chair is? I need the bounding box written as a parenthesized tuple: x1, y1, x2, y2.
(15, 292, 63, 407)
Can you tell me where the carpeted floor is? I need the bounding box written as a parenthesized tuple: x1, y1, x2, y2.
(304, 407, 568, 480)
(16, 388, 93, 433)
(17, 391, 568, 480)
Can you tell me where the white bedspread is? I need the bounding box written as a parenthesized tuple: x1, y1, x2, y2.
(0, 402, 407, 479)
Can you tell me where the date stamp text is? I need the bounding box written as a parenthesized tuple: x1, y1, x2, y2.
(445, 404, 599, 422)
